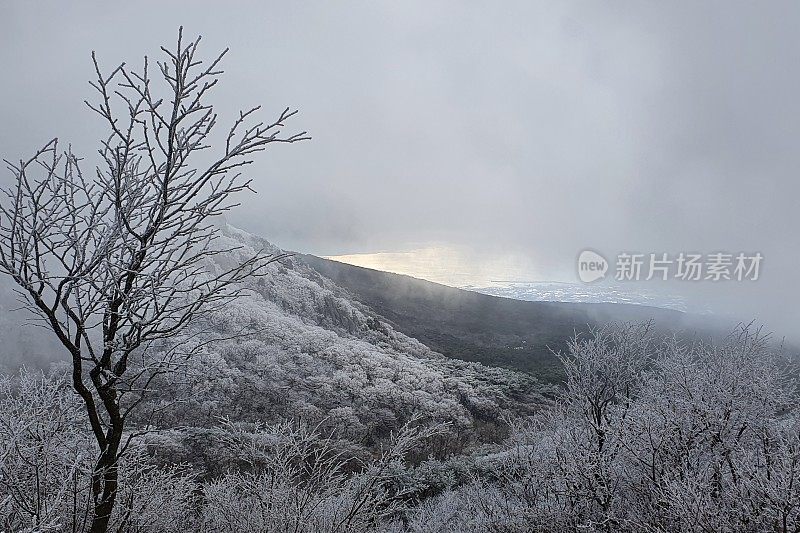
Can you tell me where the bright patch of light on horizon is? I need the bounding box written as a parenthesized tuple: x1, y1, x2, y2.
(324, 246, 690, 312)
(325, 245, 550, 288)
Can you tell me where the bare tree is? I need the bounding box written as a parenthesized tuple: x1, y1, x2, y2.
(0, 28, 308, 533)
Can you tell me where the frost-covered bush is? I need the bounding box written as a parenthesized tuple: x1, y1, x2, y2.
(4, 323, 797, 533)
(409, 324, 800, 533)
(0, 370, 196, 533)
(0, 370, 93, 532)
(200, 416, 445, 533)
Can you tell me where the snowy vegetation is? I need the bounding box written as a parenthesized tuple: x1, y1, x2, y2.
(2, 319, 797, 532)
(0, 29, 795, 533)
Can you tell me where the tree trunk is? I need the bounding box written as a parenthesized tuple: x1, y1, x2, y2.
(90, 459, 119, 533)
(89, 424, 123, 533)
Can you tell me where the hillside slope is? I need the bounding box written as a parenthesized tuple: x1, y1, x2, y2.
(300, 255, 699, 381)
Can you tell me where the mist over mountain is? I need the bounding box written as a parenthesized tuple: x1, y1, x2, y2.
(0, 224, 739, 384)
(301, 254, 748, 381)
(0, 225, 546, 444)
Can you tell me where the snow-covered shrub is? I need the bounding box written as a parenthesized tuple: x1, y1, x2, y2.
(0, 370, 94, 532)
(200, 416, 445, 533)
(409, 324, 800, 533)
(0, 370, 197, 533)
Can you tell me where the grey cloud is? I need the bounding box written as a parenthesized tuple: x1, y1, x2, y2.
(1, 1, 797, 338)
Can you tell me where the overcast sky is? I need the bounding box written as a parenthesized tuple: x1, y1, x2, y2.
(2, 1, 798, 338)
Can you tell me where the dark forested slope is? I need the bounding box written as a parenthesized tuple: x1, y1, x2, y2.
(301, 255, 699, 381)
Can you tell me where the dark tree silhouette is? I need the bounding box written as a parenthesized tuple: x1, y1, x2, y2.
(0, 28, 307, 533)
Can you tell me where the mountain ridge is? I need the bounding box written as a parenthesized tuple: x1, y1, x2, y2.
(299, 254, 717, 381)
